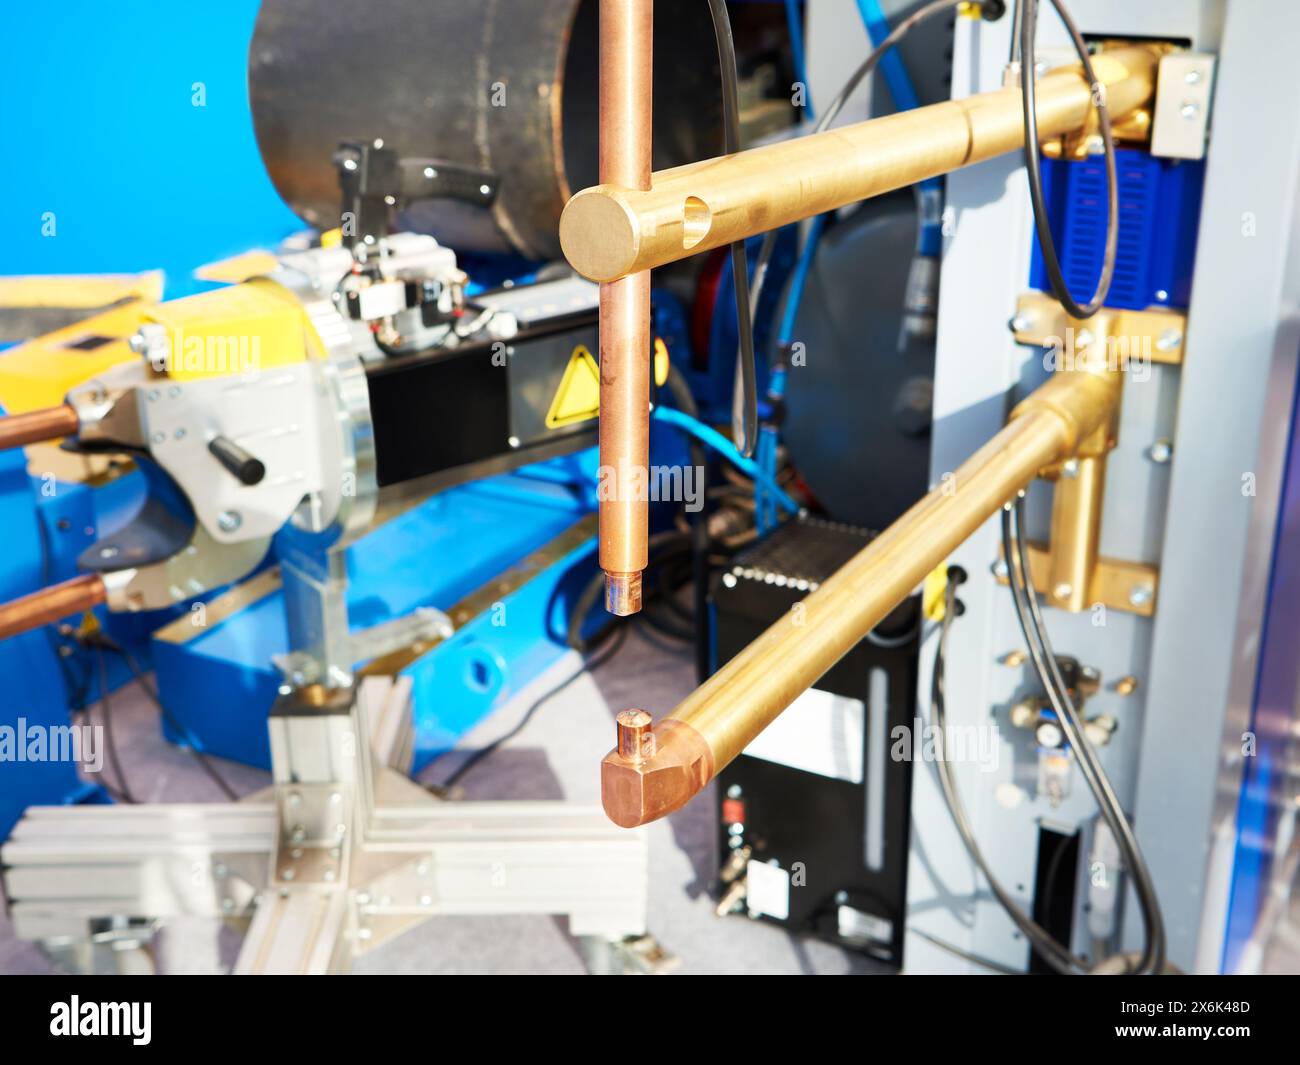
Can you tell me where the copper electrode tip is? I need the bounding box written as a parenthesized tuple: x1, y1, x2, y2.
(604, 571, 643, 617)
(0, 404, 80, 451)
(616, 708, 655, 761)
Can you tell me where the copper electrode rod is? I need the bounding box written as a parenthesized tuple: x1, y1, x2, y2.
(0, 574, 107, 642)
(602, 351, 1124, 828)
(562, 45, 1161, 282)
(598, 0, 653, 616)
(0, 405, 80, 451)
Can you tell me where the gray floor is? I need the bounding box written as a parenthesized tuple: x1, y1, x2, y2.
(1, 623, 883, 975)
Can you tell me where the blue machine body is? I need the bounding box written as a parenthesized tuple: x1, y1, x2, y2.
(1029, 149, 1207, 311)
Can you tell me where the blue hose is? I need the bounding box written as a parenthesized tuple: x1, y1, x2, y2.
(653, 405, 800, 517)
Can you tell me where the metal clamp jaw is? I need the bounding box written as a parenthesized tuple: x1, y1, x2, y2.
(61, 275, 378, 621)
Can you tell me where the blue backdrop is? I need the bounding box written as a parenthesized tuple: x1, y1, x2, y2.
(1, 2, 301, 297)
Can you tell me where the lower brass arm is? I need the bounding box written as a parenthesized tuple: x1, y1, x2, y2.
(601, 357, 1121, 827)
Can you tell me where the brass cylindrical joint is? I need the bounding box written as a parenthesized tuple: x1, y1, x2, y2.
(601, 356, 1124, 828)
(597, 0, 653, 616)
(0, 574, 107, 642)
(0, 404, 80, 451)
(562, 46, 1161, 282)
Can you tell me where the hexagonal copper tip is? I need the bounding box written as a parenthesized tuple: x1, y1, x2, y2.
(601, 717, 714, 828)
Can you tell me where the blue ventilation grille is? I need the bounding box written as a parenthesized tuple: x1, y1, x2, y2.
(1029, 148, 1206, 311)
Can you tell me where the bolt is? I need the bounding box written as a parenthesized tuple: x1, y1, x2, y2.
(507, 435, 521, 449)
(1180, 101, 1199, 120)
(147, 389, 160, 402)
(1061, 458, 1079, 479)
(290, 824, 306, 843)
(992, 559, 1009, 580)
(174, 427, 186, 441)
(217, 510, 242, 533)
(1009, 701, 1038, 729)
(1155, 329, 1182, 353)
(1128, 584, 1153, 608)
(150, 431, 165, 445)
(1009, 313, 1034, 334)
(1053, 582, 1073, 600)
(1002, 649, 1027, 668)
(281, 868, 295, 881)
(1115, 674, 1139, 696)
(1148, 438, 1173, 464)
(1185, 69, 1202, 85)
(99, 545, 119, 560)
(726, 784, 743, 799)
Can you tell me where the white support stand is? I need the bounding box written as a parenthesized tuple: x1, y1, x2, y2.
(2, 678, 662, 974)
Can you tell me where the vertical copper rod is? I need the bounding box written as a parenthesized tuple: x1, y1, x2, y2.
(598, 0, 652, 616)
(0, 405, 80, 451)
(0, 574, 107, 642)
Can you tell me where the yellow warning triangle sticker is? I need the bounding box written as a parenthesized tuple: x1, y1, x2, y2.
(546, 344, 602, 428)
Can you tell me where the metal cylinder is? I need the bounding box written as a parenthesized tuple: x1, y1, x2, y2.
(598, 0, 653, 616)
(0, 405, 79, 451)
(601, 358, 1123, 828)
(249, 0, 719, 261)
(562, 45, 1161, 281)
(0, 575, 106, 643)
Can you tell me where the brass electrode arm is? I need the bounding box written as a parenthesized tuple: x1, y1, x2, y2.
(601, 350, 1124, 828)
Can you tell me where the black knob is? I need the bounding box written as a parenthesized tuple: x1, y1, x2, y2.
(208, 436, 265, 486)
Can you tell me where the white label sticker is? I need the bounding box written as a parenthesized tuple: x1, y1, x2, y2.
(741, 686, 865, 783)
(746, 860, 791, 920)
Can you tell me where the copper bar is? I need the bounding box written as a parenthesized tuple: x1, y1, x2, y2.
(597, 0, 652, 616)
(1046, 454, 1107, 612)
(0, 574, 107, 642)
(0, 405, 80, 451)
(562, 45, 1161, 282)
(601, 357, 1124, 827)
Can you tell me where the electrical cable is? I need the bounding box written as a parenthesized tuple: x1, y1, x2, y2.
(94, 646, 136, 805)
(749, 0, 976, 331)
(433, 622, 631, 790)
(706, 0, 760, 458)
(908, 924, 1022, 975)
(1019, 0, 1118, 319)
(1001, 496, 1166, 974)
(663, 362, 714, 681)
(106, 642, 241, 802)
(929, 567, 1087, 973)
(653, 405, 801, 514)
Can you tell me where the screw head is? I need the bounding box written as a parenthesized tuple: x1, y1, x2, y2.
(1148, 439, 1173, 464)
(992, 559, 1009, 580)
(1128, 584, 1153, 608)
(1053, 582, 1074, 600)
(217, 510, 242, 533)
